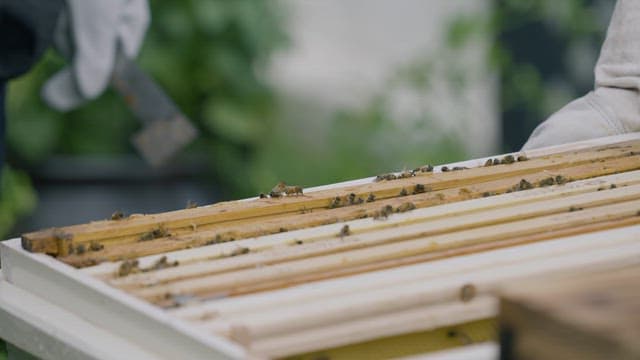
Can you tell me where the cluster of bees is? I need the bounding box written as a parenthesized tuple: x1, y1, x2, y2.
(441, 166, 469, 172)
(371, 202, 417, 220)
(509, 179, 534, 192)
(117, 255, 179, 277)
(329, 192, 372, 209)
(374, 165, 434, 182)
(538, 175, 569, 187)
(597, 184, 619, 191)
(502, 174, 571, 195)
(260, 181, 304, 199)
(484, 154, 527, 167)
(140, 226, 169, 242)
(53, 229, 106, 256)
(76, 241, 104, 254)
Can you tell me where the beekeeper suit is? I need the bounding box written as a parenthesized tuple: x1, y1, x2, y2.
(0, 0, 149, 171)
(523, 0, 640, 149)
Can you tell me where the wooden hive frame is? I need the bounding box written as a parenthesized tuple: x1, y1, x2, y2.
(3, 133, 640, 359)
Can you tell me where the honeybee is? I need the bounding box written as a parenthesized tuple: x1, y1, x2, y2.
(230, 247, 250, 256)
(396, 202, 416, 213)
(373, 204, 394, 220)
(398, 171, 414, 179)
(374, 173, 397, 182)
(284, 185, 304, 196)
(538, 177, 555, 187)
(329, 196, 342, 208)
(75, 244, 86, 255)
(338, 224, 351, 238)
(117, 259, 140, 277)
(513, 179, 533, 191)
(556, 175, 569, 185)
(413, 184, 430, 194)
(270, 181, 287, 198)
(501, 155, 515, 164)
(459, 284, 476, 302)
(420, 165, 434, 172)
(89, 241, 104, 252)
(111, 210, 125, 220)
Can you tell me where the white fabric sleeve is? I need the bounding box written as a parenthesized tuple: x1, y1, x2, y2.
(41, 0, 149, 111)
(522, 0, 640, 150)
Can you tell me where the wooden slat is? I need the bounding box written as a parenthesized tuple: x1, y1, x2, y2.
(82, 169, 640, 279)
(167, 224, 640, 323)
(194, 241, 640, 343)
(215, 216, 640, 298)
(108, 183, 640, 290)
(22, 140, 640, 262)
(60, 149, 640, 266)
(129, 197, 640, 304)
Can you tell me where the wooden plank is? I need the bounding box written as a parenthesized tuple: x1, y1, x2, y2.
(217, 216, 640, 298)
(129, 198, 640, 303)
(82, 169, 640, 279)
(107, 183, 640, 290)
(59, 151, 640, 267)
(22, 139, 640, 261)
(168, 224, 640, 322)
(193, 239, 640, 342)
(499, 265, 640, 360)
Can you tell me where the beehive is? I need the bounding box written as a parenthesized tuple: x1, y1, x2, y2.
(3, 133, 640, 359)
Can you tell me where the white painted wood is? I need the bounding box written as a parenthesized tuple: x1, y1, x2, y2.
(171, 224, 640, 321)
(0, 240, 247, 360)
(0, 271, 157, 360)
(199, 237, 640, 340)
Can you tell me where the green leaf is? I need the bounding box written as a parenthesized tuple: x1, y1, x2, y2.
(203, 100, 264, 144)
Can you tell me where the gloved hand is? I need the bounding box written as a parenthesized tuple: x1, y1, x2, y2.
(522, 0, 640, 150)
(41, 0, 149, 111)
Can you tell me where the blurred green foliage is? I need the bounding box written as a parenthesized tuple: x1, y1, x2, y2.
(0, 165, 37, 237)
(2, 0, 607, 238)
(4, 1, 288, 236)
